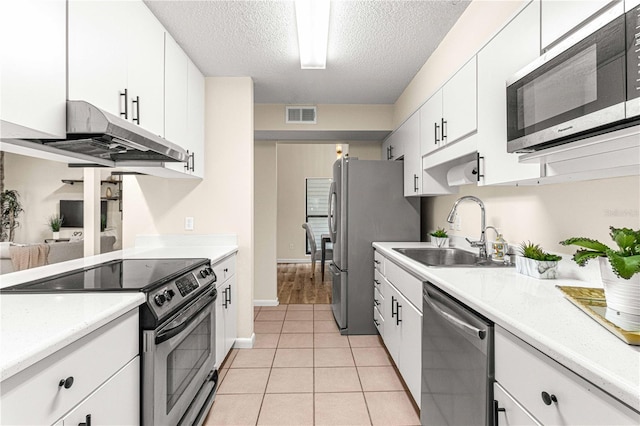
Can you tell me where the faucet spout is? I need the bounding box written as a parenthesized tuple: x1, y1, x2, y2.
(446, 196, 487, 258)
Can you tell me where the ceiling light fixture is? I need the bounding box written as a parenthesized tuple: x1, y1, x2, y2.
(295, 0, 330, 69)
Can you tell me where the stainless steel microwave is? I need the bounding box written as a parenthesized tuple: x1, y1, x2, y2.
(506, 2, 640, 153)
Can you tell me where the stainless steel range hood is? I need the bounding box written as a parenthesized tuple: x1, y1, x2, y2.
(4, 101, 188, 166)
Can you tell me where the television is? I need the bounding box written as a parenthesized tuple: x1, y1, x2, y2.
(60, 200, 107, 230)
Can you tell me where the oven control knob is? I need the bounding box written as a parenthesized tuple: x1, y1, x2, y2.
(200, 269, 208, 278)
(154, 293, 166, 306)
(164, 289, 175, 301)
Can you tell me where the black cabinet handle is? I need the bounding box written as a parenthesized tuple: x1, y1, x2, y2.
(441, 118, 447, 142)
(373, 318, 380, 326)
(413, 174, 419, 192)
(396, 303, 402, 325)
(132, 96, 140, 124)
(475, 152, 485, 182)
(120, 89, 128, 119)
(58, 376, 74, 389)
(541, 391, 557, 405)
(388, 145, 394, 160)
(434, 122, 440, 144)
(386, 146, 390, 160)
(492, 400, 505, 426)
(79, 414, 91, 426)
(374, 260, 380, 265)
(374, 298, 380, 306)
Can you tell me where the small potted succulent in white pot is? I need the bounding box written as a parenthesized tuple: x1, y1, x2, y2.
(516, 241, 562, 279)
(560, 227, 640, 316)
(430, 227, 449, 248)
(48, 214, 64, 240)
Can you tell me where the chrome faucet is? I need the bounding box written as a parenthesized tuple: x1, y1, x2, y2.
(446, 196, 487, 259)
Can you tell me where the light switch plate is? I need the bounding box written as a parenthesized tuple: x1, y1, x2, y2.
(185, 216, 194, 230)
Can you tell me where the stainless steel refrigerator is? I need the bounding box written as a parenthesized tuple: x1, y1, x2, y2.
(328, 157, 420, 335)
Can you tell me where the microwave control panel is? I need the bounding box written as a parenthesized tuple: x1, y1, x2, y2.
(627, 4, 640, 102)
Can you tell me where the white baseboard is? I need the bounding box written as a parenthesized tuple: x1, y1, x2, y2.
(254, 299, 280, 306)
(233, 333, 256, 349)
(277, 259, 310, 264)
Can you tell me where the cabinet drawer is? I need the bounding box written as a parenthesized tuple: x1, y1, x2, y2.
(373, 271, 385, 299)
(374, 250, 385, 275)
(1, 310, 139, 425)
(213, 255, 236, 283)
(384, 260, 422, 312)
(374, 287, 384, 312)
(494, 382, 541, 426)
(373, 306, 384, 337)
(495, 327, 640, 425)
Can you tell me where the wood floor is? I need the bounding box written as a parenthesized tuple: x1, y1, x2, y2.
(277, 263, 332, 304)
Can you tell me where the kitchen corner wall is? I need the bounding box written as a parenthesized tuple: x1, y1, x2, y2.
(122, 77, 255, 340)
(423, 175, 640, 256)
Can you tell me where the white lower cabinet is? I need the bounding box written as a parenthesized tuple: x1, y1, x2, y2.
(0, 309, 139, 426)
(495, 326, 640, 425)
(214, 254, 238, 367)
(60, 357, 140, 426)
(494, 382, 541, 426)
(374, 250, 422, 407)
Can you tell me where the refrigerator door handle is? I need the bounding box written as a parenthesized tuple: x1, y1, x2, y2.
(328, 181, 338, 243)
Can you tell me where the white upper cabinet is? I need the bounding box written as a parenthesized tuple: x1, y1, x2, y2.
(420, 58, 477, 156)
(187, 60, 206, 178)
(382, 130, 405, 161)
(477, 0, 542, 185)
(68, 0, 165, 137)
(394, 113, 421, 196)
(0, 0, 66, 139)
(541, 0, 613, 50)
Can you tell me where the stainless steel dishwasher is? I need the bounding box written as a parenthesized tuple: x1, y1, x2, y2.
(421, 282, 494, 426)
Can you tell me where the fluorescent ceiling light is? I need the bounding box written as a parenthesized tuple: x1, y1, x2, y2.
(295, 0, 330, 69)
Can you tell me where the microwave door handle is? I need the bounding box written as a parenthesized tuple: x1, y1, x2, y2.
(155, 288, 217, 345)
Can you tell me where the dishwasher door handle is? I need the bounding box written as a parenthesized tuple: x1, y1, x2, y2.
(423, 293, 486, 340)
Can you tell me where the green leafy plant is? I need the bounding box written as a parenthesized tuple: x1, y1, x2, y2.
(1, 189, 23, 242)
(518, 241, 562, 262)
(430, 227, 448, 238)
(48, 214, 64, 232)
(560, 227, 640, 280)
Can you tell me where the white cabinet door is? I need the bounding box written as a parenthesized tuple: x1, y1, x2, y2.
(0, 0, 66, 139)
(382, 282, 401, 365)
(61, 357, 140, 426)
(68, 0, 128, 118)
(397, 294, 422, 407)
(442, 57, 477, 145)
(215, 282, 226, 368)
(396, 113, 422, 196)
(419, 91, 444, 156)
(382, 130, 403, 161)
(494, 382, 541, 426)
(224, 275, 238, 355)
(541, 0, 613, 49)
(164, 33, 189, 175)
(477, 0, 542, 185)
(187, 60, 205, 178)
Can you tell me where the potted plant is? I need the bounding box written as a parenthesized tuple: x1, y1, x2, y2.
(430, 227, 449, 248)
(1, 189, 23, 242)
(560, 227, 640, 316)
(516, 241, 562, 279)
(48, 214, 64, 240)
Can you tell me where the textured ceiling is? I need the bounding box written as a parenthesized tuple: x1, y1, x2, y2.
(144, 0, 470, 105)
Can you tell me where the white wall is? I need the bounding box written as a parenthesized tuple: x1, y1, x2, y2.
(123, 77, 255, 340)
(254, 141, 277, 303)
(3, 152, 122, 246)
(255, 104, 394, 131)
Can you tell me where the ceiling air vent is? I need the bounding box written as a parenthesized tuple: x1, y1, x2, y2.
(286, 106, 317, 124)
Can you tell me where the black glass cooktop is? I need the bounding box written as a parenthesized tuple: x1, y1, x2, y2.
(1, 258, 208, 293)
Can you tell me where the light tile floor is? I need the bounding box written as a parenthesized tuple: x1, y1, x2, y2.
(203, 304, 420, 426)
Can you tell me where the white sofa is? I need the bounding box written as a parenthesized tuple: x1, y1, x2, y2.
(0, 236, 116, 274)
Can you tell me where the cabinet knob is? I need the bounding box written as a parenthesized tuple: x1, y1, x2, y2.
(58, 376, 74, 389)
(541, 391, 557, 405)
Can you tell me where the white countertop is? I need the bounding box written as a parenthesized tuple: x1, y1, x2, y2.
(0, 239, 238, 381)
(373, 241, 640, 413)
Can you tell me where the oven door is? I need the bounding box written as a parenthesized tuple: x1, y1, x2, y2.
(143, 287, 217, 426)
(506, 5, 627, 152)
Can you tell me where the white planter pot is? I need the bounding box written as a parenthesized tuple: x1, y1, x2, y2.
(52, 231, 60, 240)
(599, 257, 640, 316)
(515, 256, 558, 279)
(432, 237, 448, 248)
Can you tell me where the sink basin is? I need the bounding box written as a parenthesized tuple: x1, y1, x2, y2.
(392, 247, 514, 268)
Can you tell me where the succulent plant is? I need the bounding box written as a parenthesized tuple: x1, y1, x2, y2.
(560, 227, 640, 280)
(518, 241, 562, 262)
(430, 227, 448, 238)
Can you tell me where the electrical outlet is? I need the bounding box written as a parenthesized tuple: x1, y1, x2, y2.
(185, 216, 194, 231)
(455, 215, 462, 231)
(289, 243, 294, 250)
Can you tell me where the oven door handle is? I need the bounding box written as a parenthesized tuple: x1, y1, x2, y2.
(155, 287, 217, 345)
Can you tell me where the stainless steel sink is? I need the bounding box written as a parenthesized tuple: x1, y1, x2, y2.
(393, 247, 514, 268)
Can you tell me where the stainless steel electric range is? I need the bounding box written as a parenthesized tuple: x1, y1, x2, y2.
(1, 258, 219, 426)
